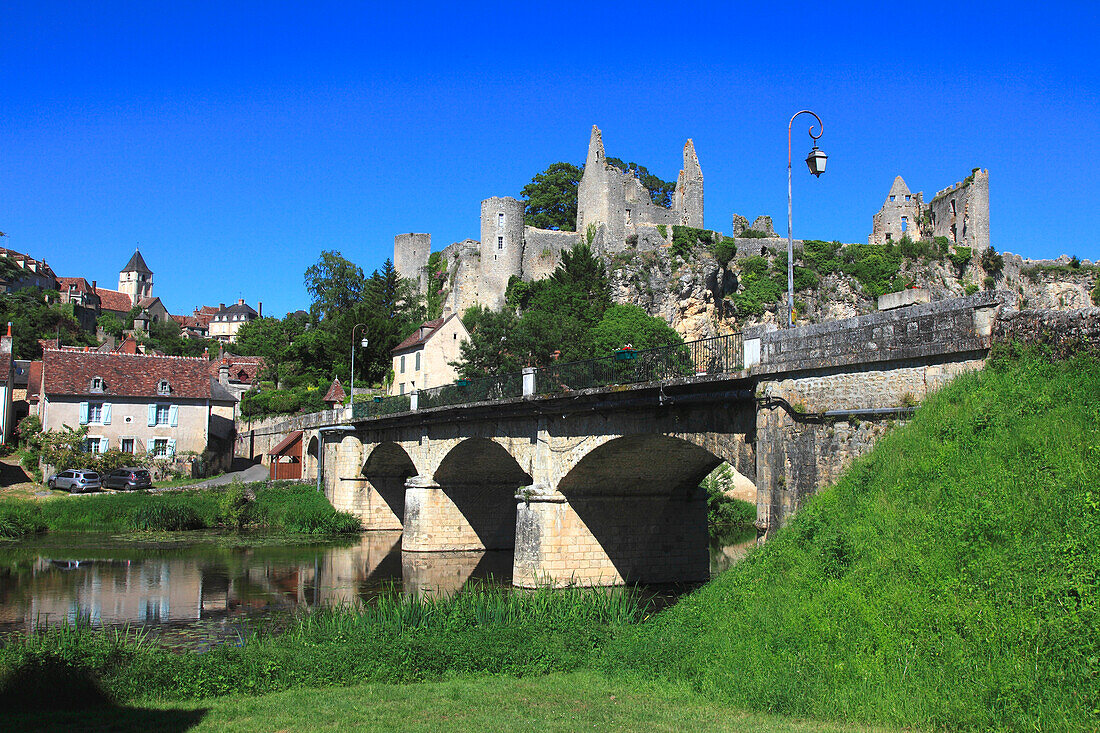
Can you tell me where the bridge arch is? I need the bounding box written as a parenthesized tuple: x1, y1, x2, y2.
(359, 442, 417, 531)
(516, 434, 718, 587)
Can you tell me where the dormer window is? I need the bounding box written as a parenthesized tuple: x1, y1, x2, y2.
(90, 377, 105, 393)
(157, 380, 171, 395)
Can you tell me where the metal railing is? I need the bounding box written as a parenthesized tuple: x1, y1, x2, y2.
(350, 333, 743, 420)
(418, 371, 523, 410)
(535, 333, 742, 395)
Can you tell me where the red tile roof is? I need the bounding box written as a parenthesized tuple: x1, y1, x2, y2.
(96, 288, 134, 313)
(42, 349, 217, 400)
(212, 355, 265, 384)
(269, 430, 303, 456)
(322, 378, 346, 404)
(392, 316, 451, 353)
(57, 277, 94, 294)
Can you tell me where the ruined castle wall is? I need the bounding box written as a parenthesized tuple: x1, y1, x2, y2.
(869, 195, 923, 244)
(930, 169, 989, 250)
(394, 233, 431, 284)
(478, 197, 525, 310)
(443, 240, 482, 315)
(522, 227, 579, 281)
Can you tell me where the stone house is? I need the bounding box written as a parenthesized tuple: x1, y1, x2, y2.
(0, 326, 14, 445)
(212, 354, 266, 402)
(0, 247, 58, 293)
(390, 314, 470, 396)
(209, 300, 260, 343)
(37, 349, 236, 469)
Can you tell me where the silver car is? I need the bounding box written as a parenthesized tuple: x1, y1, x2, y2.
(47, 469, 102, 493)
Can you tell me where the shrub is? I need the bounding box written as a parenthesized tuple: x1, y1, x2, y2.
(964, 282, 980, 295)
(0, 502, 46, 538)
(983, 275, 995, 291)
(738, 229, 769, 239)
(1092, 281, 1100, 306)
(656, 224, 667, 238)
(218, 482, 255, 529)
(709, 238, 737, 268)
(980, 245, 1004, 274)
(950, 246, 972, 277)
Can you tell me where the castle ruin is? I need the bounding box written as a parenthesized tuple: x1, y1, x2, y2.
(869, 169, 989, 250)
(394, 125, 706, 312)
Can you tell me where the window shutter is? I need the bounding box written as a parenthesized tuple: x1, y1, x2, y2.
(168, 405, 179, 427)
(147, 404, 156, 427)
(166, 438, 176, 457)
(99, 437, 109, 453)
(102, 403, 112, 425)
(79, 402, 89, 425)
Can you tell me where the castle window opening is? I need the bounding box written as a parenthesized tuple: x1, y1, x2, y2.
(497, 213, 504, 229)
(889, 195, 896, 202)
(625, 208, 632, 225)
(951, 200, 957, 216)
(886, 233, 892, 242)
(901, 216, 908, 233)
(951, 223, 957, 242)
(497, 237, 504, 250)
(905, 195, 911, 202)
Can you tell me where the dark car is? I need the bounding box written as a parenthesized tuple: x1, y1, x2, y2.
(103, 468, 153, 491)
(47, 469, 102, 493)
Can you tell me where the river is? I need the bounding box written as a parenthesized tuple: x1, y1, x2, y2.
(0, 528, 756, 648)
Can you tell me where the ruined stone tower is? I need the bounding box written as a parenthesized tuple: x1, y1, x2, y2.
(478, 196, 525, 309)
(394, 233, 431, 287)
(118, 249, 152, 305)
(868, 176, 922, 244)
(674, 139, 704, 228)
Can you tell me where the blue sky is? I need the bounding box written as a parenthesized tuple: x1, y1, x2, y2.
(2, 1, 1098, 318)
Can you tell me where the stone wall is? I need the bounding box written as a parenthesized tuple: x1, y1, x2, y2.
(478, 197, 525, 310)
(521, 227, 578, 282)
(993, 307, 1100, 357)
(394, 233, 431, 285)
(930, 169, 989, 250)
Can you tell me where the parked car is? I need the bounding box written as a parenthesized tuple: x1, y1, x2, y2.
(47, 469, 102, 493)
(103, 468, 153, 491)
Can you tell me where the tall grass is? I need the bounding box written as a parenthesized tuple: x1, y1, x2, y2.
(0, 481, 360, 537)
(603, 348, 1100, 730)
(0, 584, 646, 701)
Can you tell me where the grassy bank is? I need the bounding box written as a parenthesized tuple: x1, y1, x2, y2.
(604, 347, 1100, 730)
(0, 585, 644, 702)
(0, 481, 360, 537)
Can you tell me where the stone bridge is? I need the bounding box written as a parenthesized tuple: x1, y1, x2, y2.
(246, 293, 1004, 587)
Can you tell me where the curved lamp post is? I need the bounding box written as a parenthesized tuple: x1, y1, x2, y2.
(787, 110, 827, 328)
(349, 323, 368, 412)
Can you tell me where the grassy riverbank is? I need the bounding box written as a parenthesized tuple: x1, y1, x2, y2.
(1, 347, 1096, 730)
(0, 481, 360, 537)
(605, 346, 1100, 730)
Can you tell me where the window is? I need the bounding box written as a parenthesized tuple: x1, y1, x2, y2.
(497, 212, 504, 229)
(415, 352, 421, 371)
(497, 236, 504, 250)
(157, 380, 170, 395)
(885, 233, 892, 242)
(901, 216, 908, 233)
(85, 437, 106, 454)
(625, 208, 632, 224)
(155, 404, 170, 426)
(905, 194, 911, 202)
(399, 383, 405, 395)
(951, 199, 957, 216)
(400, 355, 406, 373)
(152, 438, 169, 457)
(90, 377, 104, 393)
(889, 195, 896, 202)
(121, 438, 135, 454)
(88, 402, 103, 424)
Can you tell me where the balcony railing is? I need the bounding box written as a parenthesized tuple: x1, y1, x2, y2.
(418, 371, 524, 410)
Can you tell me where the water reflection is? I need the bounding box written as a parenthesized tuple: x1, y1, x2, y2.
(0, 527, 755, 642)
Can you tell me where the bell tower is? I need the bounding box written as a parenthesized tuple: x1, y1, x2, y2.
(118, 249, 153, 305)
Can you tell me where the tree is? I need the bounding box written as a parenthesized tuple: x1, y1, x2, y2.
(588, 304, 683, 355)
(234, 316, 306, 388)
(304, 251, 367, 320)
(452, 305, 522, 378)
(521, 162, 582, 230)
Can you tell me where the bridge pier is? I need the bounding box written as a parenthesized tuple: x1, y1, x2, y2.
(402, 475, 517, 552)
(513, 486, 709, 588)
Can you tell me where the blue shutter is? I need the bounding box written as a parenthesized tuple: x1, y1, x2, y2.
(102, 403, 112, 425)
(166, 438, 176, 457)
(79, 402, 89, 425)
(147, 404, 156, 427)
(168, 405, 179, 427)
(99, 437, 109, 453)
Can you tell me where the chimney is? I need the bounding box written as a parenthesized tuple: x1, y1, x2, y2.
(91, 280, 96, 293)
(219, 303, 225, 311)
(218, 360, 230, 386)
(258, 301, 262, 318)
(237, 298, 244, 306)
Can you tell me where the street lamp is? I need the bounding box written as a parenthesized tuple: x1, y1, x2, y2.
(787, 110, 827, 328)
(349, 324, 368, 412)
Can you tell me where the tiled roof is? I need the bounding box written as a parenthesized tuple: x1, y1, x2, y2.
(323, 378, 346, 404)
(0, 247, 56, 279)
(137, 296, 162, 310)
(392, 316, 449, 353)
(269, 430, 303, 456)
(121, 249, 152, 275)
(212, 355, 265, 384)
(42, 349, 216, 400)
(57, 277, 94, 294)
(97, 288, 134, 313)
(27, 361, 42, 402)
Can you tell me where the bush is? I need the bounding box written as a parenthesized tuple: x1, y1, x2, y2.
(738, 229, 769, 239)
(983, 275, 996, 291)
(218, 482, 255, 529)
(950, 246, 972, 277)
(1092, 281, 1100, 306)
(709, 237, 737, 268)
(980, 245, 1004, 274)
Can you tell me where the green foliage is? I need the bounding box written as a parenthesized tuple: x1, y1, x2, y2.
(980, 245, 1004, 274)
(521, 162, 581, 230)
(656, 224, 667, 238)
(737, 229, 769, 239)
(605, 157, 675, 207)
(1092, 281, 1100, 306)
(304, 250, 367, 321)
(895, 235, 945, 262)
(425, 251, 447, 319)
(709, 237, 737, 268)
(964, 282, 980, 295)
(605, 350, 1100, 730)
(588, 304, 683, 355)
(585, 223, 596, 246)
(730, 255, 784, 317)
(836, 243, 904, 297)
(96, 313, 125, 339)
(950, 246, 973, 277)
(670, 226, 714, 260)
(701, 464, 756, 526)
(0, 288, 91, 359)
(0, 482, 359, 537)
(983, 275, 995, 291)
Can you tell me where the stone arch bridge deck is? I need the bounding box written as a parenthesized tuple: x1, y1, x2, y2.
(239, 293, 1005, 587)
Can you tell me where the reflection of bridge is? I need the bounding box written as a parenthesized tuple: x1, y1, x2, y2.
(249, 294, 1004, 587)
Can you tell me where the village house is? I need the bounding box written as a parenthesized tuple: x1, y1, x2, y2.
(212, 354, 266, 402)
(390, 314, 470, 396)
(0, 247, 58, 294)
(0, 326, 14, 445)
(37, 348, 236, 471)
(209, 300, 261, 343)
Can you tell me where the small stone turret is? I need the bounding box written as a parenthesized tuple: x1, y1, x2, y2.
(478, 197, 525, 309)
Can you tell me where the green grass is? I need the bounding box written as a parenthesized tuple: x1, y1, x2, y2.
(0, 481, 360, 537)
(603, 348, 1100, 730)
(3, 672, 892, 732)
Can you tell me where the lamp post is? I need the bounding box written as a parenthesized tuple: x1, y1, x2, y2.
(349, 323, 368, 412)
(787, 110, 827, 328)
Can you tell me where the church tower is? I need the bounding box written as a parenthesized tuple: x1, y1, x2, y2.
(118, 249, 153, 305)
